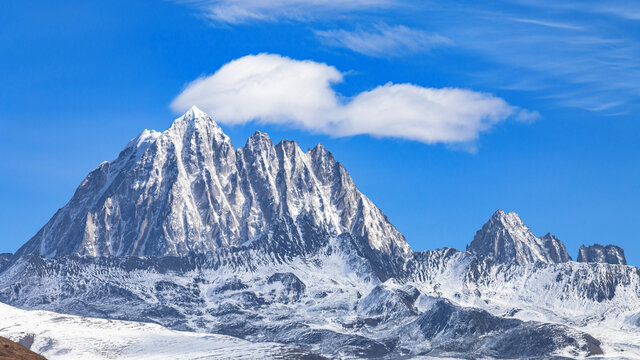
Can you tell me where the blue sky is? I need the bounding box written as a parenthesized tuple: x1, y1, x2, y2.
(1, 0, 639, 263)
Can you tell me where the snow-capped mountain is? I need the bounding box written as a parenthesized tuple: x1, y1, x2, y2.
(2, 108, 639, 359)
(14, 106, 410, 278)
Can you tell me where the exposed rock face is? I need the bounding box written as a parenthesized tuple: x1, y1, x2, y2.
(577, 244, 627, 265)
(15, 107, 410, 263)
(466, 210, 570, 264)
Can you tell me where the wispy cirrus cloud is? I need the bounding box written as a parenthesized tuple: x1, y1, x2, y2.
(431, 4, 640, 113)
(171, 54, 534, 147)
(173, 0, 640, 114)
(514, 0, 640, 21)
(176, 0, 393, 24)
(314, 24, 451, 57)
(511, 18, 584, 31)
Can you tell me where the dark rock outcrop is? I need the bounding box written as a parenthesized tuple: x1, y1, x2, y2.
(577, 244, 627, 265)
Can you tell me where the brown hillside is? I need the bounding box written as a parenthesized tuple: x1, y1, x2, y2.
(0, 336, 46, 360)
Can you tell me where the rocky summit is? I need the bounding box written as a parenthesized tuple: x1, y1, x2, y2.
(466, 209, 572, 265)
(577, 243, 627, 265)
(1, 108, 639, 359)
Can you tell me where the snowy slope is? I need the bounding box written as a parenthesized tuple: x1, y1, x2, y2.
(0, 302, 321, 360)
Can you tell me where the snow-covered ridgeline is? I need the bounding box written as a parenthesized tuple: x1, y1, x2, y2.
(0, 240, 613, 359)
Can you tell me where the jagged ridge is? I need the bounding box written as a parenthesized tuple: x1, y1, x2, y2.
(578, 244, 627, 265)
(15, 107, 410, 267)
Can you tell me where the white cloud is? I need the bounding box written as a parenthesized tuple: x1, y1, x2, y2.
(339, 84, 515, 143)
(514, 109, 541, 123)
(171, 54, 343, 130)
(176, 0, 392, 24)
(314, 24, 451, 57)
(171, 54, 530, 145)
(518, 1, 640, 21)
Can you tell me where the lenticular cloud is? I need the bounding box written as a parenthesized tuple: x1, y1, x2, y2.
(171, 53, 531, 145)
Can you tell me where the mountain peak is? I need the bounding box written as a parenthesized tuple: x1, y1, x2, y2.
(492, 208, 506, 217)
(489, 209, 521, 225)
(467, 210, 569, 264)
(244, 131, 275, 153)
(185, 105, 208, 119)
(248, 130, 271, 142)
(169, 106, 219, 131)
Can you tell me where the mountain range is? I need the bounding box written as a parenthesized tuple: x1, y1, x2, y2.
(1, 107, 638, 359)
